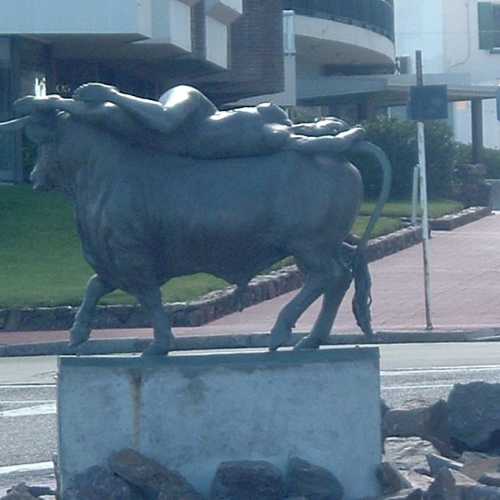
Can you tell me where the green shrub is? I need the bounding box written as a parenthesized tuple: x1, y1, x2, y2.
(456, 142, 500, 179)
(349, 117, 457, 199)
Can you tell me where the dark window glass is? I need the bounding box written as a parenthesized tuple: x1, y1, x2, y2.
(281, 0, 394, 40)
(477, 2, 500, 49)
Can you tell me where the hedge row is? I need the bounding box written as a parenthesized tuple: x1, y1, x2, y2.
(350, 117, 457, 199)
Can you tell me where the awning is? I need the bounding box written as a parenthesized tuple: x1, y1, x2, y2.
(297, 73, 498, 106)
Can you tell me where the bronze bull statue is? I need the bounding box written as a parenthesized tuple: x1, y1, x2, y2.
(0, 84, 391, 356)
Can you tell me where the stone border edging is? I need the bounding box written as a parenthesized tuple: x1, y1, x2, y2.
(429, 206, 492, 231)
(0, 226, 422, 333)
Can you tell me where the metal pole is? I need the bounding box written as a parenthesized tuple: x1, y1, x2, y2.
(416, 50, 433, 330)
(411, 164, 420, 226)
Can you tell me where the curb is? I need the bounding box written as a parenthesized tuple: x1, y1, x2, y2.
(430, 206, 492, 231)
(2, 328, 500, 357)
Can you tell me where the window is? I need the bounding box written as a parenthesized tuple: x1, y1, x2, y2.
(478, 2, 500, 50)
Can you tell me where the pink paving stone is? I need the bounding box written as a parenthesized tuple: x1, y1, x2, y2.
(1, 214, 500, 346)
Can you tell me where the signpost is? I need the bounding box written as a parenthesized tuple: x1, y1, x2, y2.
(407, 51, 448, 331)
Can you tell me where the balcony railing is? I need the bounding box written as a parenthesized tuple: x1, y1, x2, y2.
(283, 0, 394, 41)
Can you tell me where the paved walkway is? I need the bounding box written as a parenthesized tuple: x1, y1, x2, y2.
(1, 213, 500, 346)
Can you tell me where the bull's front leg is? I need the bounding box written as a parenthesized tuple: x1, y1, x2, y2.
(70, 274, 115, 348)
(138, 288, 176, 356)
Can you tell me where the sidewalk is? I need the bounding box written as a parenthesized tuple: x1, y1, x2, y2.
(1, 213, 500, 353)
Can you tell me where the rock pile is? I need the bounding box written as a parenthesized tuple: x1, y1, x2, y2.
(380, 381, 500, 499)
(0, 484, 55, 500)
(2, 451, 345, 500)
(5, 381, 500, 499)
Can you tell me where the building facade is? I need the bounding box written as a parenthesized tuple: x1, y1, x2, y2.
(0, 0, 284, 182)
(245, 0, 396, 122)
(394, 0, 500, 150)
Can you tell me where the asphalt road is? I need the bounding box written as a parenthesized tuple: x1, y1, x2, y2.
(2, 342, 500, 493)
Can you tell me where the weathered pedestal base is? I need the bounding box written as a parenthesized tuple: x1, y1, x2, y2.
(58, 347, 382, 498)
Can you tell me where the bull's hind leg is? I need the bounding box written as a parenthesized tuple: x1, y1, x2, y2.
(70, 274, 115, 348)
(294, 257, 352, 350)
(138, 288, 176, 356)
(269, 248, 331, 350)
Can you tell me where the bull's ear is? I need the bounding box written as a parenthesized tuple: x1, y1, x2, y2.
(0, 116, 31, 133)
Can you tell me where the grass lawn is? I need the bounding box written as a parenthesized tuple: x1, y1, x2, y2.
(0, 185, 454, 308)
(353, 216, 401, 239)
(360, 199, 463, 219)
(0, 185, 227, 308)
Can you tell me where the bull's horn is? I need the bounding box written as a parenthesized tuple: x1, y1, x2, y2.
(0, 116, 31, 132)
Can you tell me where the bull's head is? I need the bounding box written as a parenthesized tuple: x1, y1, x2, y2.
(0, 97, 62, 192)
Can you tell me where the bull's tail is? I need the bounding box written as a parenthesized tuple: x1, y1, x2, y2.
(348, 141, 392, 336)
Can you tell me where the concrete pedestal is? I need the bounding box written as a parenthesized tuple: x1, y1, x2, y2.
(58, 347, 382, 498)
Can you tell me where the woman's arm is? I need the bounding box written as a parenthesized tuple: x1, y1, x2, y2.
(73, 83, 206, 135)
(15, 95, 143, 139)
(288, 127, 365, 154)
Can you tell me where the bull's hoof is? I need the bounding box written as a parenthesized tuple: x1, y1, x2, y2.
(269, 325, 292, 351)
(141, 341, 170, 357)
(293, 335, 320, 350)
(69, 324, 91, 348)
(361, 325, 375, 338)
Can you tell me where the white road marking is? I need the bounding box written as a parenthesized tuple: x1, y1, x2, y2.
(0, 403, 56, 418)
(381, 364, 500, 375)
(383, 383, 453, 390)
(0, 400, 55, 404)
(0, 365, 495, 419)
(0, 461, 53, 475)
(0, 384, 56, 389)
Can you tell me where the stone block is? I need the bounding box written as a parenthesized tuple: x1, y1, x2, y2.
(58, 347, 382, 499)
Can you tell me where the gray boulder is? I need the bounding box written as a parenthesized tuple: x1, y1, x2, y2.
(2, 483, 55, 499)
(383, 400, 452, 456)
(110, 448, 203, 500)
(448, 382, 500, 451)
(460, 452, 500, 481)
(210, 460, 285, 500)
(384, 437, 438, 475)
(377, 462, 412, 495)
(427, 467, 500, 500)
(402, 471, 433, 494)
(0, 484, 38, 500)
(286, 456, 343, 500)
(426, 453, 464, 477)
(383, 437, 435, 495)
(64, 465, 141, 500)
(480, 473, 500, 487)
(384, 489, 423, 500)
(427, 467, 476, 500)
